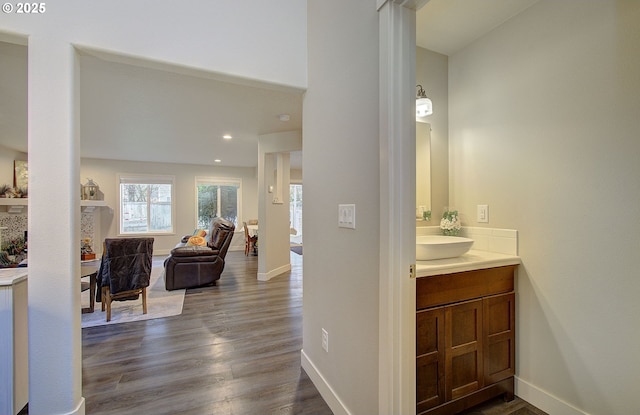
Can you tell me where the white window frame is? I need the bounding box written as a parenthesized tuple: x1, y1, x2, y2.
(290, 183, 303, 236)
(118, 173, 176, 236)
(195, 176, 242, 229)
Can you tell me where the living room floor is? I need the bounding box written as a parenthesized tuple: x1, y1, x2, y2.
(79, 251, 329, 415)
(20, 251, 546, 415)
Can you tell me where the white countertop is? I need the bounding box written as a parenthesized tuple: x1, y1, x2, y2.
(0, 268, 28, 286)
(416, 249, 521, 277)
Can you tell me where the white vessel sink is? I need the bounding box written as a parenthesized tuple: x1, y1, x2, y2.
(416, 235, 474, 260)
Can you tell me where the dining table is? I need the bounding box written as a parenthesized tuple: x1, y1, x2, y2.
(247, 225, 258, 255)
(247, 224, 259, 238)
(81, 263, 99, 313)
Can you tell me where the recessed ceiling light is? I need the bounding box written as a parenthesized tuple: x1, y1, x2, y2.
(279, 114, 290, 122)
(223, 134, 232, 140)
(214, 159, 222, 163)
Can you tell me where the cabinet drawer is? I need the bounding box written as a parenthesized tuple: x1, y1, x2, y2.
(417, 266, 515, 310)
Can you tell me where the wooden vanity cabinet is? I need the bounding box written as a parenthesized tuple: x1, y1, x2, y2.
(416, 265, 516, 415)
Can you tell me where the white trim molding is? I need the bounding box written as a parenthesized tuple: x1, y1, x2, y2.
(257, 263, 291, 281)
(516, 377, 591, 415)
(301, 350, 352, 415)
(377, 0, 430, 12)
(378, 1, 417, 414)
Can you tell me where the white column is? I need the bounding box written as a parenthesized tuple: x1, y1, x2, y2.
(257, 131, 300, 281)
(28, 36, 84, 415)
(378, 1, 417, 414)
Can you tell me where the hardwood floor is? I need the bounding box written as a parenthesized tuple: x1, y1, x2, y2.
(81, 251, 332, 415)
(16, 251, 547, 415)
(459, 396, 548, 415)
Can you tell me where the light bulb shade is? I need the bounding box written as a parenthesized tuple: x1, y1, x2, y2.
(416, 97, 433, 117)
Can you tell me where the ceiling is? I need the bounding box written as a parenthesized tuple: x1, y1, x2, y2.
(0, 1, 538, 169)
(0, 43, 304, 169)
(416, 0, 539, 55)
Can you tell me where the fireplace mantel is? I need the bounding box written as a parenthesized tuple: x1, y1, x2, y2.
(0, 199, 108, 214)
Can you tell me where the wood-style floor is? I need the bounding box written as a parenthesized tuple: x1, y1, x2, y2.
(459, 396, 548, 415)
(22, 250, 546, 415)
(81, 251, 332, 415)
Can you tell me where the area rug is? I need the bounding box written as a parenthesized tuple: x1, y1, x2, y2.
(81, 265, 185, 328)
(290, 244, 303, 255)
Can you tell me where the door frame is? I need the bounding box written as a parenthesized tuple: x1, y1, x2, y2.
(377, 1, 426, 414)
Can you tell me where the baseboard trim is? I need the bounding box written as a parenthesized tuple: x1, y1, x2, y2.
(301, 349, 351, 415)
(515, 376, 589, 415)
(56, 397, 85, 415)
(257, 263, 291, 281)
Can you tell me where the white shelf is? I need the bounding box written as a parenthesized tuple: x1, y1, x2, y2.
(0, 198, 28, 205)
(0, 198, 108, 213)
(81, 200, 108, 213)
(0, 198, 28, 214)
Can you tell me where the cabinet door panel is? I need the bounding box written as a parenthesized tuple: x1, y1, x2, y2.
(484, 292, 515, 384)
(445, 299, 483, 401)
(416, 307, 445, 412)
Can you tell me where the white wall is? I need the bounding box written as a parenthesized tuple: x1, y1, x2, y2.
(303, 0, 380, 414)
(290, 168, 302, 184)
(80, 158, 257, 255)
(0, 152, 256, 251)
(0, 143, 26, 187)
(449, 1, 640, 414)
(1, 0, 307, 88)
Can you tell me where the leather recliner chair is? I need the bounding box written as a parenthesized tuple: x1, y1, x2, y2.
(163, 218, 235, 290)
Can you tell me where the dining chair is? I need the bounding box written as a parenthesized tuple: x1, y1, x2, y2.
(96, 237, 154, 321)
(243, 221, 257, 256)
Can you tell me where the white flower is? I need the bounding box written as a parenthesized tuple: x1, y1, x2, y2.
(440, 210, 461, 235)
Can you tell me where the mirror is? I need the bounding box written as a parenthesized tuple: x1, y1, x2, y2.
(416, 122, 431, 223)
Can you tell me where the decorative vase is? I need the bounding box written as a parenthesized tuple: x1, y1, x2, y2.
(442, 227, 460, 236)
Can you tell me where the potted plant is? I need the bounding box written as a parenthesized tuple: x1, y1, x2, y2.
(440, 209, 462, 236)
(81, 238, 96, 261)
(0, 184, 10, 197)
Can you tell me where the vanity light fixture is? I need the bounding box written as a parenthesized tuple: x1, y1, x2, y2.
(223, 134, 232, 140)
(416, 84, 433, 118)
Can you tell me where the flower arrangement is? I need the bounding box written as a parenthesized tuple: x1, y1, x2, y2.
(1, 237, 26, 256)
(81, 238, 96, 260)
(81, 238, 94, 255)
(0, 184, 11, 197)
(440, 209, 461, 236)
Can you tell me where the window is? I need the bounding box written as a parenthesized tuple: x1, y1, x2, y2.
(196, 177, 241, 229)
(119, 174, 175, 235)
(290, 184, 303, 237)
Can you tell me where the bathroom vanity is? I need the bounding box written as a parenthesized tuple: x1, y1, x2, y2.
(416, 251, 520, 415)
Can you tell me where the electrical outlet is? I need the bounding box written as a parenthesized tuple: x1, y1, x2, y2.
(321, 328, 329, 352)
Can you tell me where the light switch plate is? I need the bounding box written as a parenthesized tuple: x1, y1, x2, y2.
(338, 204, 356, 229)
(477, 204, 489, 223)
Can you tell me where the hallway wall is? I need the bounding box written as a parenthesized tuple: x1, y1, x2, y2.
(448, 1, 640, 413)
